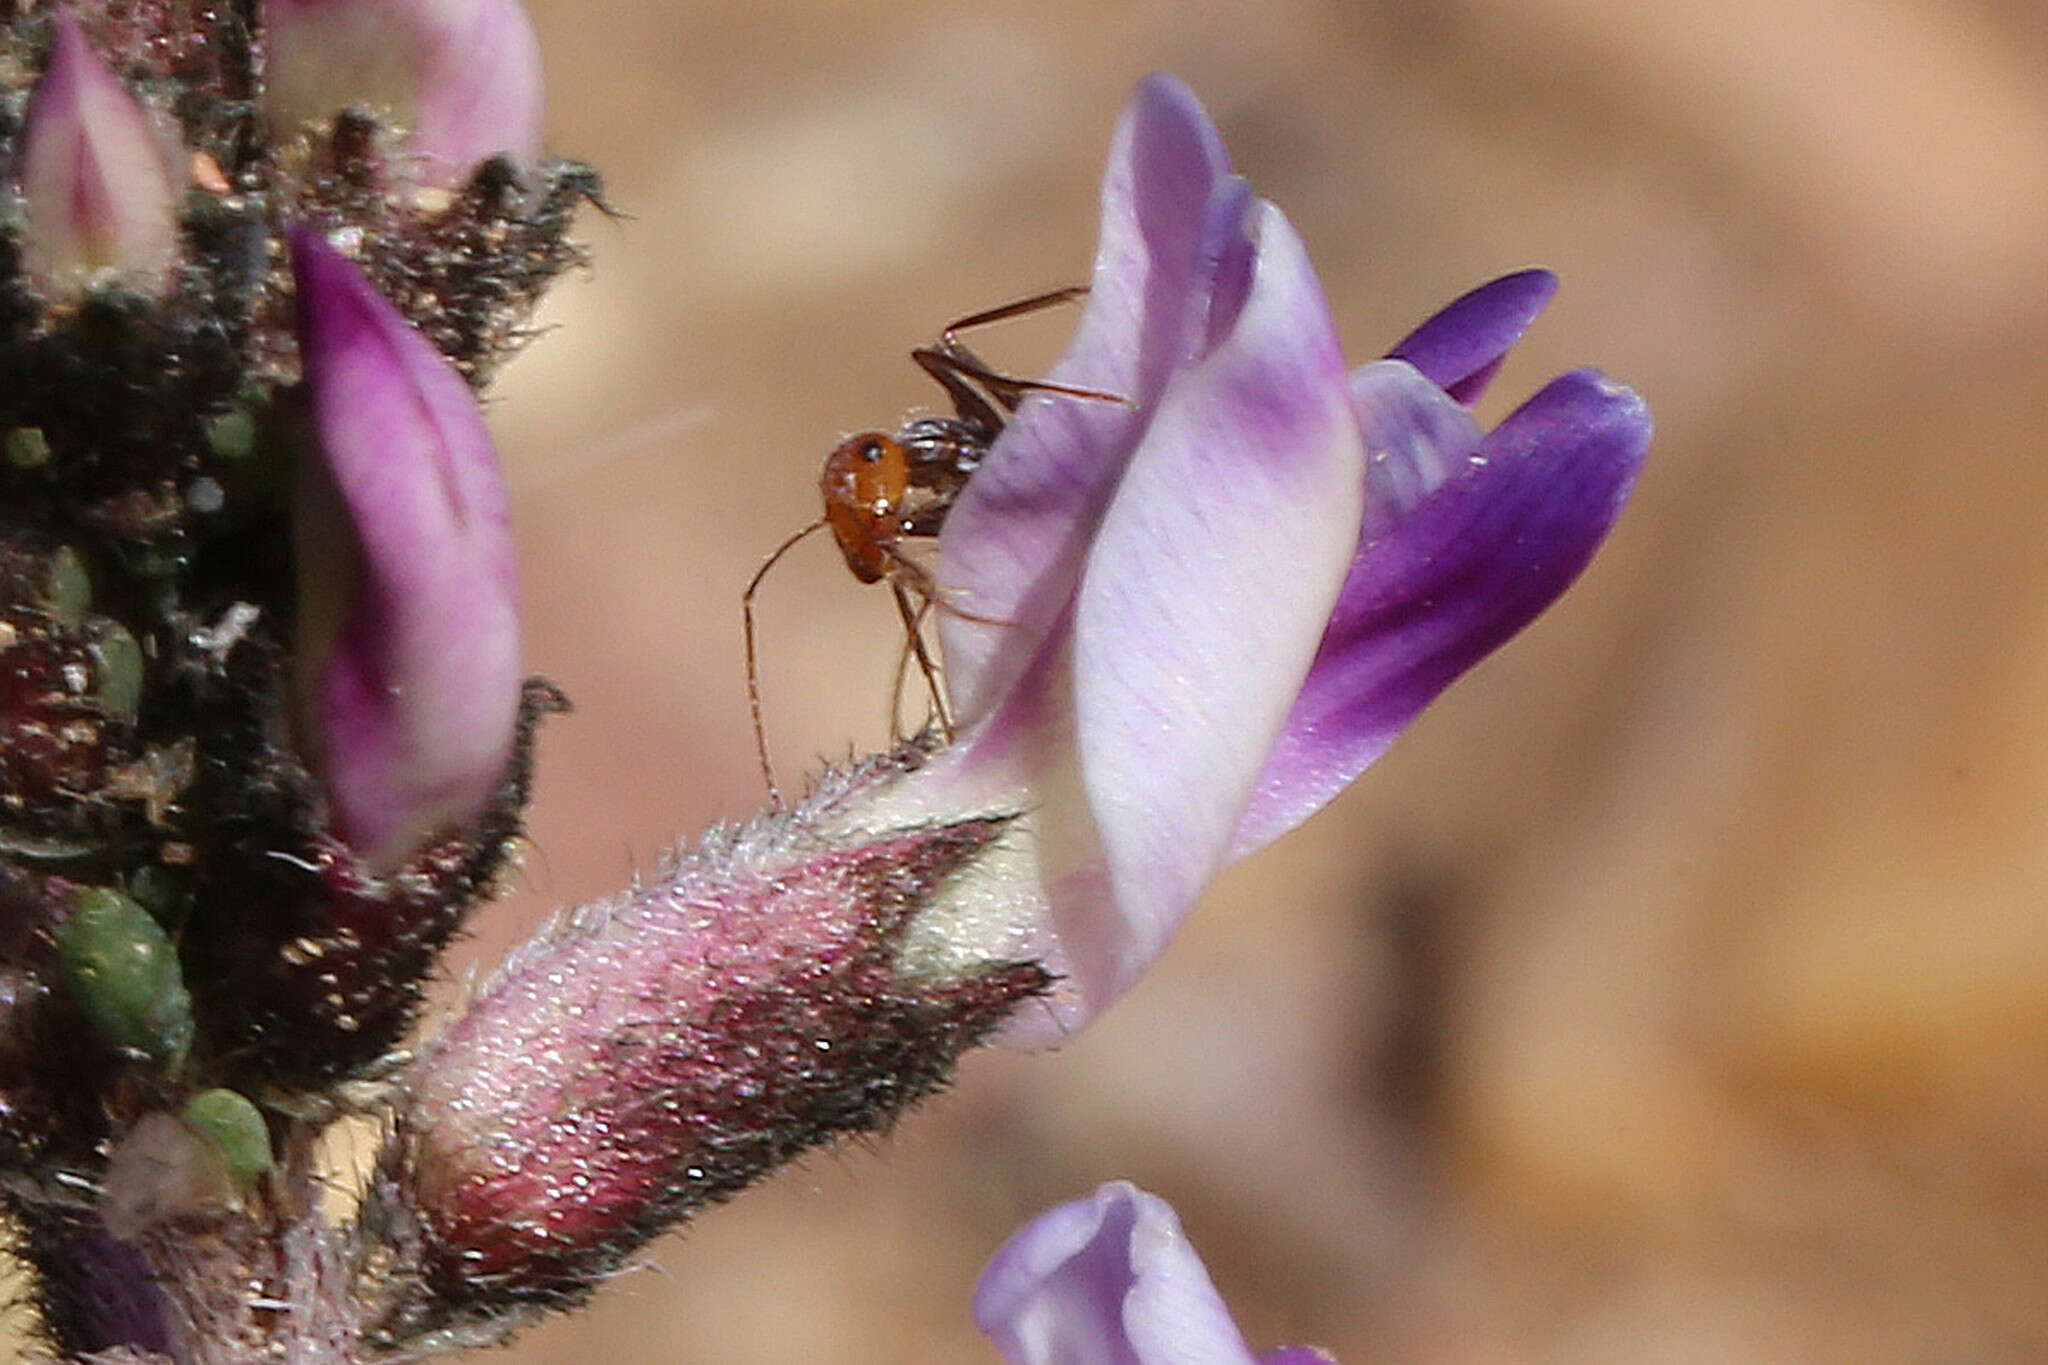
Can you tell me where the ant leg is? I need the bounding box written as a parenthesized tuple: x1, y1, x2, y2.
(891, 577, 953, 741)
(888, 621, 918, 745)
(938, 285, 1090, 341)
(913, 345, 1010, 432)
(885, 589, 943, 744)
(914, 342, 1122, 415)
(936, 286, 1111, 408)
(877, 540, 1018, 632)
(910, 287, 1112, 428)
(743, 518, 826, 807)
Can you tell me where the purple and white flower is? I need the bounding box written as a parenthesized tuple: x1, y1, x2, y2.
(978, 1181, 1336, 1365)
(288, 228, 522, 873)
(827, 74, 1650, 1043)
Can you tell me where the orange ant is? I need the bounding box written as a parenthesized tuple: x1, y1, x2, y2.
(744, 286, 1116, 805)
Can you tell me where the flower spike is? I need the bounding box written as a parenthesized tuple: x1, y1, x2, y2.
(288, 228, 522, 873)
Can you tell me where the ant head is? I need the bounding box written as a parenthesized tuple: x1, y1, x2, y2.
(822, 432, 910, 512)
(821, 432, 910, 585)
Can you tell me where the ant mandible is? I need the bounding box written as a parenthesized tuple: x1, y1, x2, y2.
(744, 286, 1117, 805)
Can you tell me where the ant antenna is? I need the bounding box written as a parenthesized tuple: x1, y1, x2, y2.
(744, 517, 826, 806)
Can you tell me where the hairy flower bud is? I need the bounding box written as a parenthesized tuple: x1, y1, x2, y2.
(360, 786, 1047, 1350)
(289, 229, 522, 873)
(15, 13, 179, 297)
(264, 0, 544, 188)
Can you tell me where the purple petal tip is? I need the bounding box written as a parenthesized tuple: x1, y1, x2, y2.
(977, 1182, 1311, 1365)
(1387, 267, 1559, 404)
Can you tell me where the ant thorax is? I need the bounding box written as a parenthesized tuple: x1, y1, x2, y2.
(899, 414, 996, 534)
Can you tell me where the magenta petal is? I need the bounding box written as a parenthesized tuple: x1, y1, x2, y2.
(1231, 369, 1650, 858)
(17, 14, 178, 297)
(975, 1183, 1263, 1365)
(939, 73, 1233, 725)
(289, 229, 521, 872)
(1386, 268, 1557, 405)
(1067, 201, 1362, 1012)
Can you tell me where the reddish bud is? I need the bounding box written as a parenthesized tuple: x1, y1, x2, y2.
(363, 806, 1047, 1349)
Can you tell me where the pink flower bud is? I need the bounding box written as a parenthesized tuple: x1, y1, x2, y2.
(363, 793, 1047, 1349)
(264, 0, 544, 188)
(288, 229, 521, 873)
(15, 13, 179, 297)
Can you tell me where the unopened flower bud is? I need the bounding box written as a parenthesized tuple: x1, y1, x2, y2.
(264, 0, 544, 188)
(362, 799, 1047, 1350)
(180, 1088, 274, 1185)
(54, 885, 191, 1067)
(288, 229, 521, 873)
(16, 13, 179, 297)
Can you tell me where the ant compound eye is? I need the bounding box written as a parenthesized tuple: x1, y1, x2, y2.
(859, 439, 885, 463)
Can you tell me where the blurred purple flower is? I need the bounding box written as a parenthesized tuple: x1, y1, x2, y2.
(288, 228, 521, 873)
(831, 74, 1650, 1042)
(15, 12, 179, 297)
(264, 0, 544, 188)
(977, 1181, 1337, 1365)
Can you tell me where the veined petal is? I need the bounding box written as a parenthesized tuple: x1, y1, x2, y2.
(1386, 268, 1557, 405)
(940, 73, 1233, 725)
(289, 229, 521, 872)
(1231, 369, 1651, 858)
(1070, 200, 1363, 1017)
(17, 13, 179, 297)
(976, 1183, 1263, 1365)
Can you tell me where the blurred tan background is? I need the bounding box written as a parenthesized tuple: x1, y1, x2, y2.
(470, 0, 2048, 1361)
